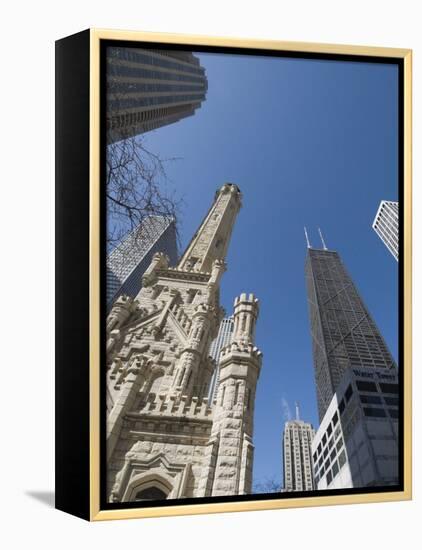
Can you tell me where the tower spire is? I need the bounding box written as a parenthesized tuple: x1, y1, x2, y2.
(304, 227, 311, 248)
(295, 401, 300, 421)
(178, 183, 242, 273)
(318, 227, 328, 250)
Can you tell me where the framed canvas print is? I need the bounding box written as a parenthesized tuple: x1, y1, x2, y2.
(55, 29, 412, 521)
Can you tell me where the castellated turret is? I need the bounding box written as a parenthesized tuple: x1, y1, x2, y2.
(105, 183, 262, 502)
(211, 294, 262, 496)
(232, 292, 259, 343)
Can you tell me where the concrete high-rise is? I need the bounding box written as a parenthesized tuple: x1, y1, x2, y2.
(207, 316, 234, 402)
(311, 366, 399, 489)
(106, 184, 262, 502)
(106, 216, 178, 312)
(305, 235, 397, 421)
(106, 47, 208, 143)
(283, 405, 316, 492)
(372, 200, 399, 261)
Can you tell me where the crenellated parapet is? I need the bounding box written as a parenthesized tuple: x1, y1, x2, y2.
(221, 337, 261, 356)
(132, 392, 213, 419)
(219, 341, 263, 363)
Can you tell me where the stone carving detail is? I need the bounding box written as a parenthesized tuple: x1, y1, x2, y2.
(106, 184, 262, 501)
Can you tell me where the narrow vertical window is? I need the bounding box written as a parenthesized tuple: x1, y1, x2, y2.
(220, 385, 226, 406)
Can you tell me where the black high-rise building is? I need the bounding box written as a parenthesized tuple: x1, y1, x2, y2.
(106, 47, 208, 143)
(106, 216, 178, 312)
(305, 243, 397, 421)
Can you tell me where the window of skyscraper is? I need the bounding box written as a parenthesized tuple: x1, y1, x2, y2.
(345, 385, 353, 402)
(384, 396, 399, 407)
(360, 394, 382, 404)
(363, 407, 387, 418)
(380, 383, 399, 394)
(356, 380, 378, 393)
(332, 462, 339, 478)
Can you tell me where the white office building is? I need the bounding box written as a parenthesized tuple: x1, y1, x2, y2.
(312, 366, 399, 490)
(283, 406, 316, 492)
(372, 200, 399, 261)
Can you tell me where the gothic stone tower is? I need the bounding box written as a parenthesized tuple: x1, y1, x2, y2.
(106, 183, 263, 502)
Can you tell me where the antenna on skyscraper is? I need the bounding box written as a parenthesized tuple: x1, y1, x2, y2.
(304, 227, 311, 248)
(318, 227, 328, 250)
(295, 401, 300, 421)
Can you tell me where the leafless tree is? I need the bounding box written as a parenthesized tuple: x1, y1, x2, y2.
(106, 134, 181, 252)
(253, 477, 283, 494)
(105, 46, 182, 253)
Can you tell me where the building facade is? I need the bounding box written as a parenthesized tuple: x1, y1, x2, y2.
(106, 184, 263, 502)
(106, 47, 208, 143)
(207, 316, 234, 403)
(305, 245, 397, 421)
(283, 408, 316, 492)
(106, 216, 178, 312)
(372, 200, 399, 261)
(312, 366, 399, 489)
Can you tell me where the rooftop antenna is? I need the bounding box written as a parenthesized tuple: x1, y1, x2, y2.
(318, 227, 328, 250)
(304, 227, 311, 248)
(295, 401, 300, 421)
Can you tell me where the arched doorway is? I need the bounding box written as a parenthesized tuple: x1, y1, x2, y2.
(123, 470, 174, 502)
(135, 486, 168, 501)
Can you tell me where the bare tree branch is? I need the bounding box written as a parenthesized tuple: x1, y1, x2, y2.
(106, 134, 182, 249)
(105, 48, 183, 255)
(253, 477, 283, 494)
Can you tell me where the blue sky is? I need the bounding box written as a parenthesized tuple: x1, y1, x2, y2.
(136, 52, 399, 487)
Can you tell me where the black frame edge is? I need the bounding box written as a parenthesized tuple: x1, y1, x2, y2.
(55, 28, 91, 521)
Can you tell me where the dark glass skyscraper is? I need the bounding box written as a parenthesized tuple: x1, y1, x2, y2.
(106, 216, 178, 312)
(106, 47, 208, 143)
(305, 246, 397, 421)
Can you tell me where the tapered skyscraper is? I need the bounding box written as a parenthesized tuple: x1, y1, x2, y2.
(305, 233, 397, 421)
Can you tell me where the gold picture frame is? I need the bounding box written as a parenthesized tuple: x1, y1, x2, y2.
(55, 28, 412, 521)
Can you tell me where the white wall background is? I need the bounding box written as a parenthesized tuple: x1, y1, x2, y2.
(1, 1, 419, 548)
